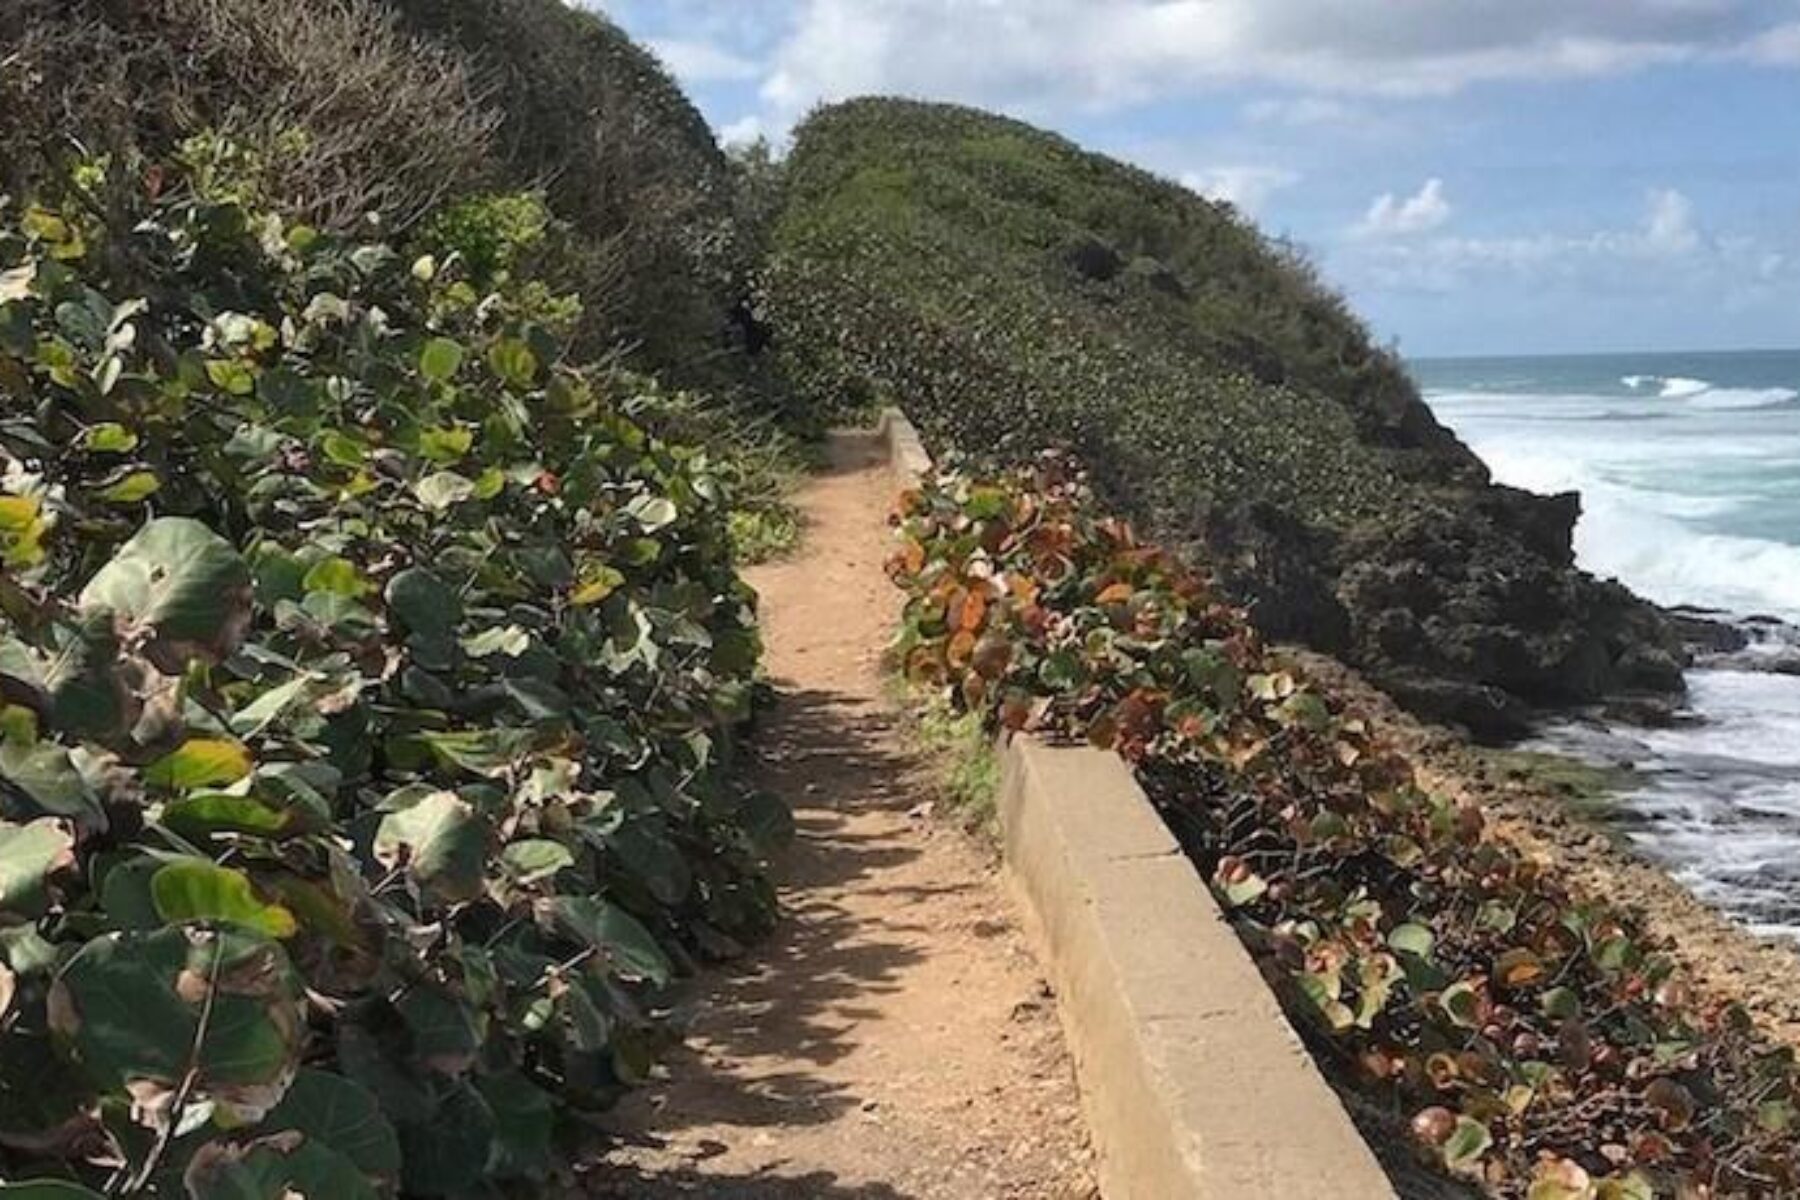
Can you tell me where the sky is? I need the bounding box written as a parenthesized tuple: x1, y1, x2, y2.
(598, 1, 1800, 358)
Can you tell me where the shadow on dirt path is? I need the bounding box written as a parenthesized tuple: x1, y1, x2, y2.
(586, 434, 1094, 1199)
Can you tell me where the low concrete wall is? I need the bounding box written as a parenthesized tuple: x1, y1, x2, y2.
(872, 405, 1393, 1197)
(876, 407, 933, 481)
(999, 739, 1396, 1199)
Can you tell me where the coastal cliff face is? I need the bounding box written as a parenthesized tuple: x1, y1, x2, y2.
(764, 99, 1686, 737)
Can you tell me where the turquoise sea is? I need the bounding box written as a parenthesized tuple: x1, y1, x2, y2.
(1413, 350, 1800, 938)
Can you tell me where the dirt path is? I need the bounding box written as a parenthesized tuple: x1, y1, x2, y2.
(589, 434, 1096, 1199)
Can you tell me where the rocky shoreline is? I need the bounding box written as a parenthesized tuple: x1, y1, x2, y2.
(1292, 648, 1800, 1053)
(1201, 378, 1693, 745)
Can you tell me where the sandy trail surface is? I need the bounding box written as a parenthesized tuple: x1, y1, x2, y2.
(590, 435, 1096, 1199)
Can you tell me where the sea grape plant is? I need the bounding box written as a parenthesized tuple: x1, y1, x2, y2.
(889, 454, 1800, 1199)
(0, 149, 786, 1196)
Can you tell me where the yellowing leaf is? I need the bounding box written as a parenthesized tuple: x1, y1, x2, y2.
(81, 422, 139, 454)
(95, 470, 160, 504)
(204, 358, 256, 396)
(419, 425, 473, 463)
(145, 738, 253, 791)
(302, 555, 371, 597)
(571, 566, 626, 606)
(419, 337, 464, 384)
(151, 860, 297, 939)
(472, 467, 506, 500)
(0, 494, 42, 531)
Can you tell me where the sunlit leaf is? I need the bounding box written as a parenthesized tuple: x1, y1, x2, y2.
(374, 792, 487, 905)
(145, 738, 254, 791)
(151, 860, 298, 938)
(419, 337, 464, 384)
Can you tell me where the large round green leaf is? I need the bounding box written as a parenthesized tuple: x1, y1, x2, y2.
(47, 927, 304, 1116)
(159, 791, 317, 842)
(538, 896, 672, 987)
(396, 985, 481, 1075)
(78, 518, 252, 672)
(0, 739, 104, 831)
(183, 1133, 377, 1200)
(0, 614, 134, 741)
(384, 568, 460, 643)
(499, 838, 575, 886)
(418, 337, 464, 384)
(144, 738, 253, 792)
(373, 792, 486, 905)
(478, 1070, 555, 1178)
(260, 1068, 400, 1180)
(0, 1183, 107, 1198)
(394, 1081, 494, 1197)
(0, 818, 74, 920)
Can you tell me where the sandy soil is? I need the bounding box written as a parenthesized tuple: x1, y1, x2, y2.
(1292, 650, 1800, 1051)
(585, 435, 1096, 1199)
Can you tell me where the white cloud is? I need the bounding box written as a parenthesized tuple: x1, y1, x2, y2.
(1355, 179, 1453, 237)
(1180, 165, 1301, 214)
(753, 0, 1797, 124)
(1244, 96, 1360, 127)
(1742, 21, 1800, 63)
(648, 37, 761, 84)
(1344, 186, 1721, 293)
(718, 115, 768, 147)
(1643, 187, 1701, 254)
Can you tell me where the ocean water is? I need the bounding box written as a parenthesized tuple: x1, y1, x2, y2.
(1411, 350, 1800, 938)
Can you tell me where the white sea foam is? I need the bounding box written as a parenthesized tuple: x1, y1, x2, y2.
(1616, 373, 1712, 398)
(1687, 386, 1799, 411)
(1657, 375, 1712, 399)
(1431, 361, 1800, 937)
(1613, 373, 1796, 410)
(1477, 443, 1800, 620)
(1535, 669, 1800, 936)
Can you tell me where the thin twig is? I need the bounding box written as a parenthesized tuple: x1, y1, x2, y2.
(120, 934, 225, 1194)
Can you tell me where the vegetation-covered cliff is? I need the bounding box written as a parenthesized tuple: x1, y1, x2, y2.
(764, 99, 1686, 737)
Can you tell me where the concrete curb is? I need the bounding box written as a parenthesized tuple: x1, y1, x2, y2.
(876, 407, 933, 481)
(999, 739, 1396, 1199)
(872, 405, 1394, 1197)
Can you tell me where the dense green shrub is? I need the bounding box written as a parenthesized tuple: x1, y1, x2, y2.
(762, 100, 1684, 730)
(0, 0, 750, 383)
(382, 0, 743, 376)
(0, 0, 501, 234)
(890, 459, 1799, 1198)
(0, 150, 785, 1196)
(762, 98, 1453, 519)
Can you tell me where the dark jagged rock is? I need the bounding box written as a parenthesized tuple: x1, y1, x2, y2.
(1476, 486, 1581, 569)
(1202, 500, 1351, 654)
(1064, 235, 1125, 282)
(1374, 669, 1537, 743)
(1667, 607, 1753, 655)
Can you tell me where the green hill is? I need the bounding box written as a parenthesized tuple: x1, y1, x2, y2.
(763, 98, 1684, 736)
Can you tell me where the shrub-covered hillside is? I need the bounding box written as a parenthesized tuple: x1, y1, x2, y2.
(0, 0, 740, 381)
(764, 99, 1685, 737)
